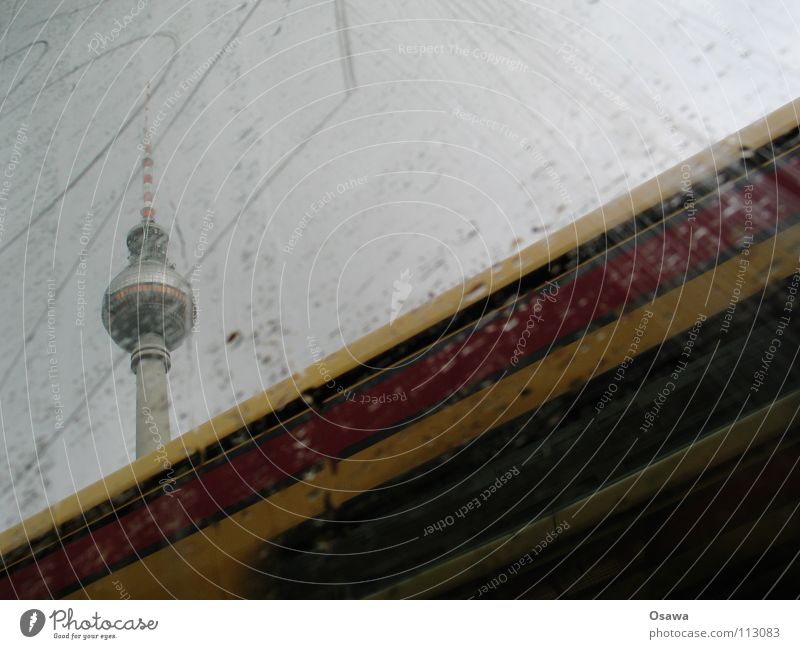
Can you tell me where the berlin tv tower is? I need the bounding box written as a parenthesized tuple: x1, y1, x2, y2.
(102, 87, 195, 458)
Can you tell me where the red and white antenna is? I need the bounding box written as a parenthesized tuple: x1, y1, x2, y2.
(141, 81, 155, 220)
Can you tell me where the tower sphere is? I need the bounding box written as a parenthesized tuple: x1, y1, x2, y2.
(102, 219, 195, 353)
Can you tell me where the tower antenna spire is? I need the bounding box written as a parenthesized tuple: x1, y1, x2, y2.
(141, 81, 155, 220)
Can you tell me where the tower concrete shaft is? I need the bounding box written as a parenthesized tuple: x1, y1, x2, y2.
(132, 333, 172, 457)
